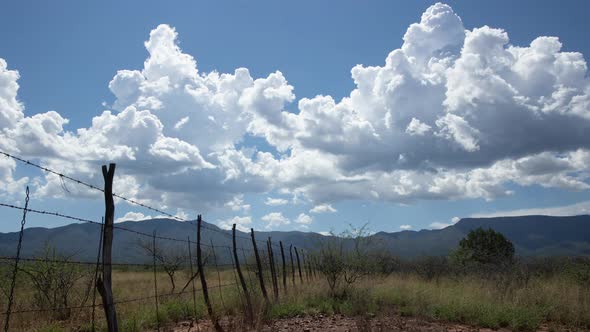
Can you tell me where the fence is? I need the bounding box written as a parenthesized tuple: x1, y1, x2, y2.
(0, 151, 319, 331)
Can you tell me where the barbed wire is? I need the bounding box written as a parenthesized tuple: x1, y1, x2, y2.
(0, 150, 183, 221)
(0, 150, 302, 251)
(0, 202, 216, 248)
(0, 281, 239, 316)
(0, 256, 249, 269)
(0, 151, 318, 327)
(0, 203, 306, 267)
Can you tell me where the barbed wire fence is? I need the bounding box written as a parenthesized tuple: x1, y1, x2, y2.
(0, 151, 318, 332)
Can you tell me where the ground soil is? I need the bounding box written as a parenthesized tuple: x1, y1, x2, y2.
(170, 313, 574, 332)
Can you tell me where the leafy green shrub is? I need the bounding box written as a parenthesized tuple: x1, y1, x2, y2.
(450, 227, 514, 267)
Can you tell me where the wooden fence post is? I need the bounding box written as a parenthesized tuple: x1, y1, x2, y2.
(299, 249, 309, 281)
(279, 241, 287, 292)
(232, 224, 253, 324)
(307, 253, 313, 280)
(303, 250, 311, 281)
(250, 229, 269, 304)
(267, 238, 279, 301)
(197, 215, 223, 332)
(289, 245, 295, 286)
(96, 163, 118, 332)
(295, 246, 303, 283)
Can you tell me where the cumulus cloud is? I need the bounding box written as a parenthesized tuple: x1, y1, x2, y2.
(261, 212, 290, 229)
(224, 195, 251, 212)
(1, 3, 590, 216)
(0, 24, 291, 211)
(217, 216, 252, 232)
(265, 197, 289, 206)
(309, 204, 337, 214)
(295, 213, 313, 227)
(406, 118, 431, 136)
(0, 59, 23, 130)
(240, 2, 590, 204)
(115, 211, 152, 223)
(400, 224, 413, 230)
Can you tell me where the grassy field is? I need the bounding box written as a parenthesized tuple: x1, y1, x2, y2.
(2, 263, 589, 331)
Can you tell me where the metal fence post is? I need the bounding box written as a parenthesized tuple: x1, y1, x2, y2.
(3, 186, 30, 332)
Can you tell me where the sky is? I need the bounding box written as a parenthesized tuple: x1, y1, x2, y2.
(1, 1, 590, 234)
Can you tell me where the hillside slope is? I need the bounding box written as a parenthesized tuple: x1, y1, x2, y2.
(0, 215, 588, 262)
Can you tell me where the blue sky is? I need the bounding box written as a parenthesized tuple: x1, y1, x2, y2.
(1, 1, 590, 233)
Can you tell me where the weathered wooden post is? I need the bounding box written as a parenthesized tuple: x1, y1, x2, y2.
(295, 246, 303, 283)
(289, 245, 295, 286)
(301, 250, 309, 282)
(232, 224, 253, 324)
(197, 215, 223, 332)
(251, 229, 269, 304)
(96, 164, 118, 332)
(267, 238, 279, 301)
(279, 241, 287, 291)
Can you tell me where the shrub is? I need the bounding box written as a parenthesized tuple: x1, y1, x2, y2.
(450, 227, 514, 267)
(19, 243, 91, 320)
(316, 224, 374, 297)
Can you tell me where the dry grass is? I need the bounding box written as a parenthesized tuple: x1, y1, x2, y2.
(2, 265, 590, 331)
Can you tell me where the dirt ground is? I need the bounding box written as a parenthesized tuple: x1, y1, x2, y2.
(170, 313, 571, 332)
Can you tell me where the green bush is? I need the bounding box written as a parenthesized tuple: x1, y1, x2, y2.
(450, 228, 515, 267)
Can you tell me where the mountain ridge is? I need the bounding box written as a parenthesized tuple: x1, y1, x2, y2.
(0, 215, 588, 262)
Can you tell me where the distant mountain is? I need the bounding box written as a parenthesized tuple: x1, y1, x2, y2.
(0, 218, 324, 264)
(0, 215, 589, 263)
(373, 215, 590, 257)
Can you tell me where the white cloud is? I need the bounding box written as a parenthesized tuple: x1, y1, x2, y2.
(0, 24, 288, 211)
(435, 113, 480, 152)
(0, 59, 23, 130)
(2, 3, 590, 215)
(429, 221, 450, 229)
(265, 197, 289, 206)
(217, 216, 252, 232)
(261, 212, 290, 229)
(115, 211, 152, 223)
(310, 204, 337, 214)
(399, 224, 413, 230)
(224, 195, 251, 212)
(406, 118, 431, 136)
(471, 201, 590, 218)
(429, 216, 461, 229)
(174, 116, 189, 130)
(295, 213, 312, 225)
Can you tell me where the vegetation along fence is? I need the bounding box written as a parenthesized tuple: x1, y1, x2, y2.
(0, 151, 319, 331)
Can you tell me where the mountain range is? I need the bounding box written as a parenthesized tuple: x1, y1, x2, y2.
(0, 215, 588, 264)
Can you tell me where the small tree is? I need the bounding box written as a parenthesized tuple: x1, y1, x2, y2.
(19, 244, 90, 320)
(137, 239, 187, 293)
(317, 224, 373, 297)
(450, 227, 514, 266)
